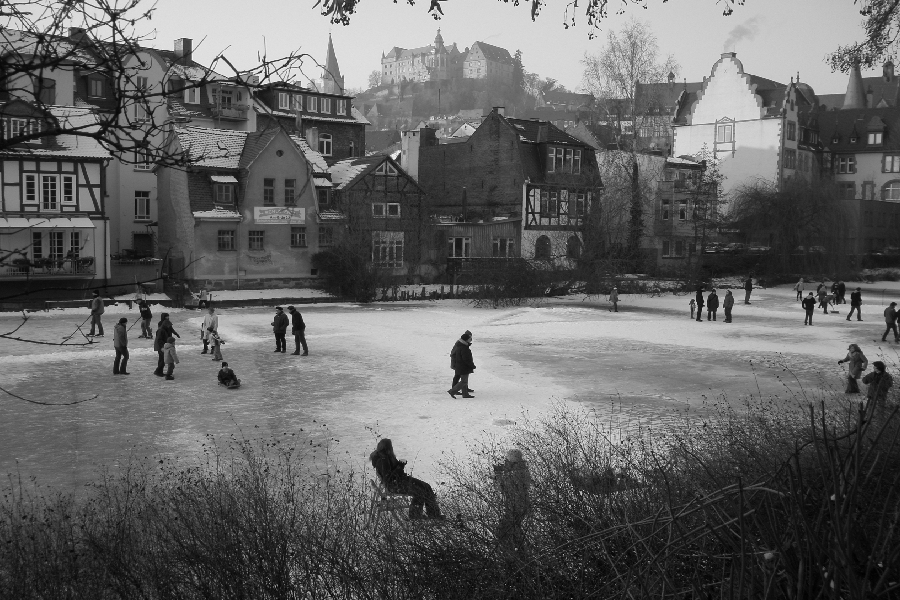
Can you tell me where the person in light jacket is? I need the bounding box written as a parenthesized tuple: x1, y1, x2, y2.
(608, 287, 619, 312)
(723, 290, 735, 323)
(113, 317, 129, 375)
(794, 278, 804, 302)
(271, 306, 289, 353)
(163, 336, 179, 380)
(448, 330, 476, 398)
(200, 307, 218, 354)
(706, 289, 720, 321)
(838, 343, 868, 394)
(88, 290, 105, 337)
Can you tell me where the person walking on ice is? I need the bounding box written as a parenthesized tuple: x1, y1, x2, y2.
(695, 287, 705, 322)
(88, 290, 105, 337)
(162, 336, 179, 380)
(448, 330, 476, 398)
(802, 292, 816, 325)
(795, 277, 804, 301)
(838, 343, 868, 393)
(723, 290, 734, 323)
(200, 307, 218, 354)
(847, 287, 863, 321)
(743, 276, 753, 304)
(689, 298, 696, 319)
(113, 317, 129, 375)
(138, 300, 153, 338)
(706, 289, 719, 321)
(271, 306, 289, 353)
(883, 302, 899, 342)
(208, 328, 224, 361)
(608, 287, 619, 312)
(287, 306, 308, 355)
(153, 313, 180, 377)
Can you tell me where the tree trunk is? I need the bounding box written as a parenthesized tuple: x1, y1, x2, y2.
(627, 159, 643, 259)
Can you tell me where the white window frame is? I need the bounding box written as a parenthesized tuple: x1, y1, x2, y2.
(716, 123, 734, 143)
(89, 78, 104, 97)
(61, 175, 75, 204)
(374, 162, 398, 176)
(883, 182, 900, 202)
(307, 95, 318, 113)
(372, 230, 404, 268)
(69, 231, 80, 258)
(869, 132, 884, 145)
(321, 97, 332, 114)
(492, 237, 515, 257)
(838, 156, 856, 174)
(372, 203, 386, 218)
(278, 92, 291, 110)
(885, 155, 900, 173)
(386, 203, 400, 217)
(318, 133, 333, 157)
(214, 184, 234, 205)
(448, 236, 471, 258)
(293, 95, 303, 111)
(134, 149, 152, 171)
(337, 99, 347, 115)
(183, 83, 199, 104)
(41, 174, 59, 211)
(49, 230, 64, 258)
(284, 179, 296, 206)
(134, 191, 151, 221)
(24, 174, 37, 203)
(573, 149, 582, 174)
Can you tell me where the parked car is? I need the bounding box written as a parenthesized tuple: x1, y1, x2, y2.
(748, 245, 771, 254)
(724, 243, 747, 254)
(793, 245, 826, 254)
(703, 242, 725, 254)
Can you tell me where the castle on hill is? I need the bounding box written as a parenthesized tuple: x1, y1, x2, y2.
(380, 30, 515, 86)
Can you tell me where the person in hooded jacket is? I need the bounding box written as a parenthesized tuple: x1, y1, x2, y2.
(448, 330, 476, 398)
(695, 287, 705, 322)
(706, 289, 720, 321)
(838, 343, 868, 393)
(802, 292, 817, 325)
(370, 438, 443, 520)
(88, 290, 105, 337)
(723, 290, 735, 323)
(153, 313, 180, 376)
(862, 361, 893, 412)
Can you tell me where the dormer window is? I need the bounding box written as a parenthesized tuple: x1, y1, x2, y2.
(850, 135, 858, 144)
(307, 95, 318, 113)
(832, 134, 840, 144)
(278, 92, 291, 110)
(337, 99, 347, 115)
(183, 82, 199, 104)
(89, 78, 104, 98)
(374, 161, 398, 176)
(321, 97, 331, 114)
(211, 175, 238, 205)
(3, 117, 40, 141)
(868, 131, 884, 145)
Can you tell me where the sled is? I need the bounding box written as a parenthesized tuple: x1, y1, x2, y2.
(218, 380, 241, 390)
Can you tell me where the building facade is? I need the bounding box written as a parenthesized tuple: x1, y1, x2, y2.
(462, 41, 515, 84)
(380, 30, 464, 85)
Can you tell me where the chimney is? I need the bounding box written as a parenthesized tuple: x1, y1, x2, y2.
(867, 86, 874, 108)
(843, 61, 866, 110)
(720, 52, 736, 59)
(174, 38, 193, 64)
(494, 106, 505, 116)
(537, 124, 547, 143)
(306, 126, 319, 150)
(667, 71, 675, 87)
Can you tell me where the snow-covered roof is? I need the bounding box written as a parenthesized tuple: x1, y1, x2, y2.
(329, 158, 374, 190)
(0, 106, 109, 160)
(176, 126, 247, 169)
(192, 207, 242, 220)
(313, 176, 333, 188)
(289, 134, 329, 173)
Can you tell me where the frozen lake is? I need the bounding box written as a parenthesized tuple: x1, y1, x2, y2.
(1, 283, 896, 492)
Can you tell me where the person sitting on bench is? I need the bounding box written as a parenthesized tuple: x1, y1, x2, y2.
(369, 438, 443, 520)
(217, 361, 241, 388)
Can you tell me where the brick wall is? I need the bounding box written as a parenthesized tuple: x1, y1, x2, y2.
(258, 114, 365, 165)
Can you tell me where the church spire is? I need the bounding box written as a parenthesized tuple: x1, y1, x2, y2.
(323, 33, 344, 95)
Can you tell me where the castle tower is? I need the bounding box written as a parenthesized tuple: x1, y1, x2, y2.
(843, 60, 866, 109)
(322, 34, 345, 95)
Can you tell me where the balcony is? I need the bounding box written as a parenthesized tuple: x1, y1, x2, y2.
(211, 104, 249, 121)
(4, 257, 95, 278)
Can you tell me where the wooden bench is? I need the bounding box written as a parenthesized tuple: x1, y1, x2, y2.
(368, 478, 411, 525)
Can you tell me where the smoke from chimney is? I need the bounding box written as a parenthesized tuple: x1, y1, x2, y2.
(723, 16, 762, 52)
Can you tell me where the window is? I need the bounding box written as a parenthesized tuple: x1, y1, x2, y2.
(373, 203, 385, 218)
(547, 147, 564, 172)
(69, 231, 80, 258)
(217, 230, 235, 251)
(863, 182, 875, 200)
(337, 99, 347, 115)
(372, 231, 404, 267)
(134, 191, 151, 221)
(786, 121, 796, 141)
(89, 78, 104, 97)
(566, 236, 582, 259)
(31, 231, 42, 258)
(134, 149, 152, 171)
(318, 133, 332, 156)
(883, 181, 900, 202)
(41, 175, 58, 210)
(448, 237, 471, 257)
(386, 203, 400, 217)
(534, 235, 551, 260)
(662, 240, 671, 257)
(5, 117, 38, 141)
(563, 148, 573, 172)
(24, 174, 36, 203)
(318, 226, 334, 246)
(869, 131, 883, 145)
(675, 240, 685, 256)
(307, 95, 318, 113)
(290, 226, 307, 247)
(374, 161, 398, 175)
(263, 178, 275, 206)
(321, 97, 331, 114)
(284, 179, 296, 205)
(716, 123, 733, 143)
(248, 230, 264, 251)
(183, 82, 199, 104)
(837, 156, 856, 174)
(49, 231, 63, 259)
(885, 155, 900, 173)
(574, 193, 586, 216)
(349, 141, 356, 157)
(678, 201, 687, 221)
(573, 149, 582, 174)
(661, 198, 670, 220)
(783, 149, 797, 170)
(317, 189, 330, 210)
(492, 238, 515, 257)
(214, 184, 234, 205)
(838, 182, 856, 200)
(278, 92, 291, 110)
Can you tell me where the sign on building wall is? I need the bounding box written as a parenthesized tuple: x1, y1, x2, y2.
(253, 207, 305, 224)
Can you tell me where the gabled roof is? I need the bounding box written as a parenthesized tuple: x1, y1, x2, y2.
(239, 128, 281, 171)
(504, 116, 588, 146)
(384, 45, 435, 60)
(0, 29, 95, 66)
(175, 126, 247, 169)
(0, 106, 109, 159)
(816, 106, 900, 153)
(288, 134, 329, 173)
(635, 81, 703, 113)
(468, 41, 514, 64)
(328, 155, 420, 191)
(543, 90, 595, 107)
(153, 49, 228, 82)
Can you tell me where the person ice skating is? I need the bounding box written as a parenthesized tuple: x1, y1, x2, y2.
(723, 290, 735, 322)
(200, 306, 218, 354)
(493, 448, 531, 552)
(838, 343, 868, 393)
(802, 292, 816, 325)
(689, 298, 696, 319)
(88, 290, 105, 337)
(113, 317, 130, 375)
(816, 280, 826, 296)
(609, 287, 619, 312)
(883, 302, 899, 342)
(370, 438, 443, 520)
(208, 328, 224, 361)
(862, 361, 893, 413)
(217, 361, 241, 388)
(448, 330, 476, 398)
(138, 300, 153, 339)
(743, 277, 753, 304)
(695, 287, 705, 322)
(817, 286, 831, 314)
(271, 306, 289, 353)
(847, 287, 863, 321)
(162, 336, 179, 380)
(287, 306, 308, 355)
(795, 278, 804, 301)
(837, 280, 847, 304)
(706, 289, 719, 321)
(153, 313, 180, 377)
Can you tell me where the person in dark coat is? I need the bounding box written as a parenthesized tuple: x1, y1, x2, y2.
(862, 361, 893, 415)
(837, 280, 847, 304)
(838, 343, 868, 393)
(287, 306, 308, 355)
(271, 306, 289, 353)
(743, 277, 753, 304)
(448, 330, 476, 398)
(113, 317, 129, 375)
(449, 330, 474, 396)
(802, 292, 817, 325)
(723, 290, 735, 323)
(88, 290, 105, 337)
(217, 361, 241, 388)
(370, 439, 443, 520)
(138, 300, 153, 339)
(153, 313, 180, 376)
(695, 287, 705, 322)
(847, 287, 863, 321)
(883, 302, 899, 342)
(706, 289, 720, 321)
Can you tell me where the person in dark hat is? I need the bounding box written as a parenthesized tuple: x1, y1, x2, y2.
(287, 305, 308, 355)
(369, 438, 443, 520)
(88, 290, 105, 337)
(113, 317, 129, 375)
(271, 306, 289, 353)
(448, 330, 476, 398)
(847, 287, 863, 321)
(217, 361, 241, 388)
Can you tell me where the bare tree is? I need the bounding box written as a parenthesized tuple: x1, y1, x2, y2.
(829, 0, 900, 71)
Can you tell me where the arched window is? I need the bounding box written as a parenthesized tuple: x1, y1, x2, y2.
(318, 133, 333, 157)
(883, 180, 900, 202)
(534, 235, 551, 260)
(566, 236, 582, 259)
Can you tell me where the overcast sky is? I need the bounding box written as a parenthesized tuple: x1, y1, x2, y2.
(146, 0, 868, 98)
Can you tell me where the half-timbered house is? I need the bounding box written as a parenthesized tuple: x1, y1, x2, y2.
(0, 103, 110, 293)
